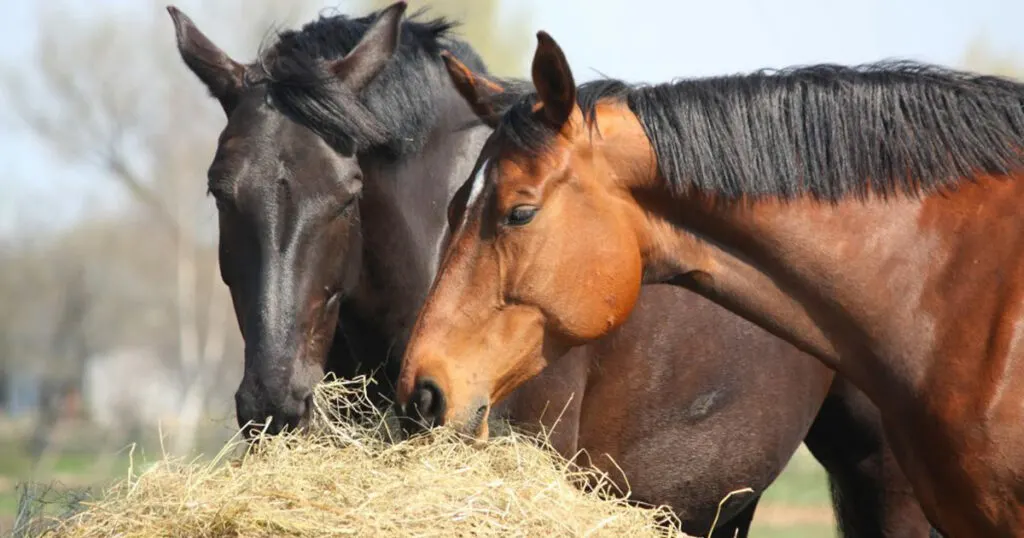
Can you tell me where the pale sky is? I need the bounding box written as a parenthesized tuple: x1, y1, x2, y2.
(2, 0, 1023, 236)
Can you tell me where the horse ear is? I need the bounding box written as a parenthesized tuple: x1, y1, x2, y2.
(167, 6, 245, 115)
(442, 52, 505, 128)
(531, 31, 576, 129)
(329, 1, 407, 92)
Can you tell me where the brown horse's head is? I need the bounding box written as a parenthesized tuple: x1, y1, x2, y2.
(397, 32, 658, 438)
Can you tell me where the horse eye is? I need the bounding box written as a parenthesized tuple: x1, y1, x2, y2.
(504, 205, 538, 227)
(208, 188, 231, 211)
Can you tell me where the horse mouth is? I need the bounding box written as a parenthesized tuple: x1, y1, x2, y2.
(240, 394, 315, 443)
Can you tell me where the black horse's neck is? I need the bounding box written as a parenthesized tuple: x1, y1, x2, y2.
(324, 46, 494, 406)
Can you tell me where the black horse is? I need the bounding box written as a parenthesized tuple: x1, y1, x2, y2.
(168, 3, 932, 536)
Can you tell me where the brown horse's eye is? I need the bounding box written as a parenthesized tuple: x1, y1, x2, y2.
(504, 205, 538, 227)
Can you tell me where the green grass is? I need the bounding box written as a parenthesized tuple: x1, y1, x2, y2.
(0, 423, 233, 535)
(750, 523, 837, 538)
(0, 442, 119, 534)
(759, 446, 833, 507)
(0, 439, 35, 477)
(0, 493, 18, 517)
(749, 445, 838, 538)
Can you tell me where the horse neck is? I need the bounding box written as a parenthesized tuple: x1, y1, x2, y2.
(635, 174, 1024, 410)
(335, 89, 492, 379)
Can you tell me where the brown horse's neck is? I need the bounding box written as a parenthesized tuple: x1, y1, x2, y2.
(634, 195, 851, 370)
(594, 101, 1022, 406)
(621, 159, 1024, 414)
(590, 110, 847, 382)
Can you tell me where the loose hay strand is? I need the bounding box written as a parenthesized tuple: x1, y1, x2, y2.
(34, 376, 692, 537)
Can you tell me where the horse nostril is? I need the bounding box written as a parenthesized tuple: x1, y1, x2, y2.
(474, 404, 488, 423)
(410, 378, 446, 427)
(414, 385, 433, 412)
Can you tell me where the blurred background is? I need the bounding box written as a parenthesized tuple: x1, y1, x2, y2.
(0, 0, 1021, 535)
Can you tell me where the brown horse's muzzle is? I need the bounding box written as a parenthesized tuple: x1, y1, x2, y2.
(397, 376, 491, 441)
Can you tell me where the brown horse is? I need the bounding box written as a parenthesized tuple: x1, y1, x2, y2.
(398, 30, 1024, 537)
(169, 3, 931, 535)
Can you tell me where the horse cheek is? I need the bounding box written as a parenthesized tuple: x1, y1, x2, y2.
(572, 232, 643, 340)
(605, 236, 644, 333)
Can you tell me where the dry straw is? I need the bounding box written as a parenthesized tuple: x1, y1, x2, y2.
(34, 376, 694, 537)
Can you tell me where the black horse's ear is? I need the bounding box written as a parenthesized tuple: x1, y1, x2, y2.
(329, 1, 407, 92)
(442, 51, 505, 128)
(167, 5, 245, 115)
(531, 31, 577, 129)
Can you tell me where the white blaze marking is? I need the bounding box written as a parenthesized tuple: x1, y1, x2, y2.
(428, 158, 493, 276)
(466, 158, 490, 208)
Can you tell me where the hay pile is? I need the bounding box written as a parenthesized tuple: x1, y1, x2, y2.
(34, 377, 692, 537)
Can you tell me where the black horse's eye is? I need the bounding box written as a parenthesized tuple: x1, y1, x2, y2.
(504, 205, 538, 227)
(209, 189, 231, 211)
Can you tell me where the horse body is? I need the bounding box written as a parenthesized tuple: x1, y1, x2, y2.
(170, 5, 932, 536)
(399, 30, 1024, 537)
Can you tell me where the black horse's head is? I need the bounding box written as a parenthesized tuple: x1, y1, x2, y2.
(168, 3, 408, 435)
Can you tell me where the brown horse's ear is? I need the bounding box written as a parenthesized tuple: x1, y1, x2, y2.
(442, 51, 505, 128)
(167, 6, 245, 115)
(329, 1, 407, 92)
(531, 31, 576, 129)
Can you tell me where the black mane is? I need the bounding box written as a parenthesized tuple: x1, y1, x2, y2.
(249, 7, 488, 157)
(495, 61, 1024, 201)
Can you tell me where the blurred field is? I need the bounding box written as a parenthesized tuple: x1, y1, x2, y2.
(0, 415, 838, 537)
(749, 445, 837, 538)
